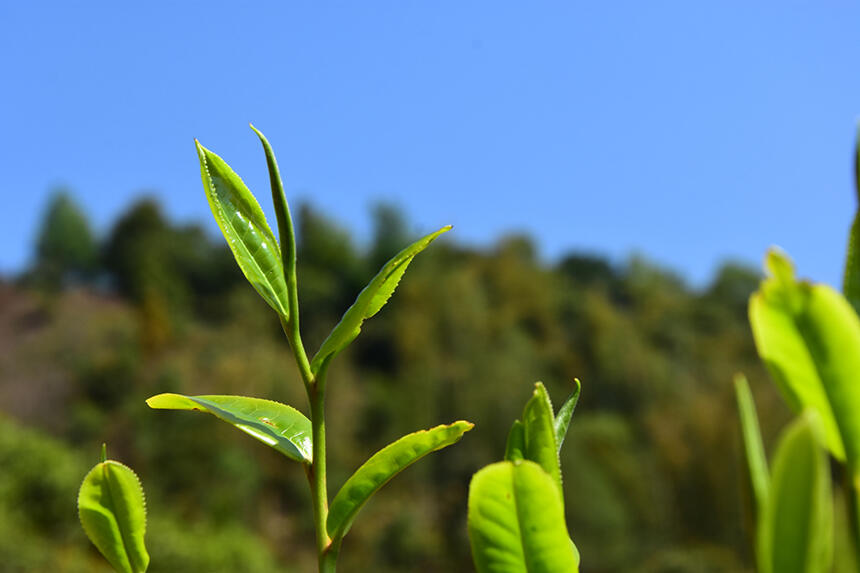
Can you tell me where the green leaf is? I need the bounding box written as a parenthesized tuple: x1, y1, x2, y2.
(749, 249, 846, 461)
(844, 124, 860, 313)
(553, 378, 581, 453)
(146, 394, 312, 463)
(504, 420, 525, 462)
(733, 373, 769, 519)
(468, 460, 579, 573)
(757, 411, 833, 573)
(310, 226, 450, 375)
(78, 456, 149, 573)
(522, 382, 562, 498)
(195, 140, 290, 318)
(327, 420, 473, 541)
(250, 125, 297, 302)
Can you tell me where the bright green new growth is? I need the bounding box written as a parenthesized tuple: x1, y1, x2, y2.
(757, 411, 833, 573)
(470, 381, 581, 572)
(750, 248, 860, 475)
(553, 378, 581, 453)
(310, 225, 451, 376)
(327, 421, 474, 541)
(146, 394, 313, 463)
(145, 127, 469, 572)
(78, 447, 149, 573)
(469, 461, 579, 573)
(843, 125, 860, 313)
(196, 140, 290, 318)
(734, 374, 769, 518)
(750, 249, 844, 461)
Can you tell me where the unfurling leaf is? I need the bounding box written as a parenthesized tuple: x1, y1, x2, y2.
(146, 394, 312, 463)
(310, 226, 450, 376)
(757, 411, 833, 573)
(196, 140, 290, 318)
(468, 460, 579, 573)
(553, 378, 581, 453)
(504, 420, 525, 462)
(734, 373, 769, 518)
(843, 124, 860, 313)
(751, 248, 860, 473)
(250, 125, 297, 295)
(522, 382, 562, 498)
(327, 421, 473, 541)
(78, 452, 149, 573)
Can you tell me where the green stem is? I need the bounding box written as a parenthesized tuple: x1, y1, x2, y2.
(307, 370, 332, 569)
(320, 538, 342, 573)
(255, 126, 334, 571)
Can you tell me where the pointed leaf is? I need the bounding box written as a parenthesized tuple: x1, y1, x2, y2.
(844, 124, 860, 314)
(196, 140, 290, 318)
(734, 373, 769, 518)
(146, 394, 312, 463)
(522, 382, 562, 498)
(757, 411, 833, 573)
(750, 249, 845, 460)
(327, 420, 473, 540)
(78, 458, 149, 573)
(553, 378, 581, 453)
(504, 420, 525, 462)
(468, 460, 579, 573)
(310, 226, 450, 375)
(250, 125, 298, 298)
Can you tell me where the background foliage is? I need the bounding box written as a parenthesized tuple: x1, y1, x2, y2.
(0, 190, 824, 571)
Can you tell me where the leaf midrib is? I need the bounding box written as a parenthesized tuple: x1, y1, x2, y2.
(102, 463, 137, 573)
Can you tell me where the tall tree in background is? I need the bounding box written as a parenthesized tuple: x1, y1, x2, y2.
(30, 190, 97, 290)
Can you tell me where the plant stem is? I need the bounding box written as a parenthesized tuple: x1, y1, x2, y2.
(320, 538, 342, 573)
(279, 317, 333, 570)
(307, 377, 331, 562)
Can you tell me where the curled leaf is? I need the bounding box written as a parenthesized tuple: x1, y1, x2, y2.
(146, 393, 312, 463)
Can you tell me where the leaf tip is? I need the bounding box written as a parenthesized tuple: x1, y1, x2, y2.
(764, 247, 794, 283)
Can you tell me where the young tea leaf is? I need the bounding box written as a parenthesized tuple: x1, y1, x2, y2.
(843, 124, 860, 313)
(757, 411, 833, 573)
(310, 226, 451, 376)
(522, 382, 563, 498)
(326, 420, 473, 541)
(468, 460, 579, 573)
(504, 420, 525, 462)
(734, 373, 770, 519)
(78, 456, 149, 573)
(146, 394, 312, 463)
(195, 140, 290, 318)
(749, 249, 846, 461)
(553, 378, 581, 453)
(250, 125, 297, 299)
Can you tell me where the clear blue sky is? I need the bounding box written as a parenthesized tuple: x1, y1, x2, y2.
(2, 2, 859, 286)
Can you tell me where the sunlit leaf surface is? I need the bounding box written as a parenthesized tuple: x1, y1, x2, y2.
(468, 460, 579, 573)
(311, 226, 450, 375)
(146, 393, 312, 463)
(757, 412, 832, 573)
(327, 421, 473, 541)
(196, 141, 290, 318)
(78, 458, 149, 573)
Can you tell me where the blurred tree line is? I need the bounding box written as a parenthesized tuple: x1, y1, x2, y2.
(0, 190, 800, 571)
